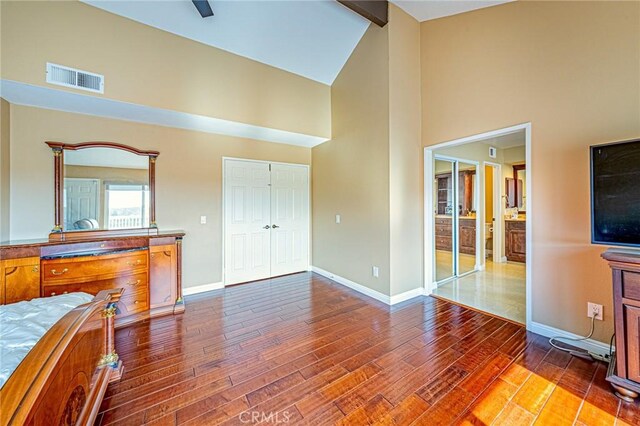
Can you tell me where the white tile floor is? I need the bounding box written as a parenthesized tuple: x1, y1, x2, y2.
(433, 252, 526, 324)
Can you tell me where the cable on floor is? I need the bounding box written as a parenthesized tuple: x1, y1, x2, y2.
(548, 315, 611, 362)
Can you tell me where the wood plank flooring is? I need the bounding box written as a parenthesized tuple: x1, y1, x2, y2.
(96, 272, 639, 425)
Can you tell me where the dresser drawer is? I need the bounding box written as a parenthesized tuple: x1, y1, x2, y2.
(436, 218, 452, 226)
(42, 250, 148, 283)
(435, 225, 452, 236)
(120, 288, 149, 315)
(42, 271, 148, 297)
(436, 236, 452, 251)
(622, 271, 640, 301)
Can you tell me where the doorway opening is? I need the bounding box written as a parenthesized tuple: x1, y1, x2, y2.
(424, 124, 531, 326)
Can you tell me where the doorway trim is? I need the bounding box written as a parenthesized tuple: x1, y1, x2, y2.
(221, 157, 312, 287)
(483, 161, 503, 264)
(423, 123, 532, 330)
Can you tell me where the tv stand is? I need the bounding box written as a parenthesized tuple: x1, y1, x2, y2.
(602, 249, 640, 402)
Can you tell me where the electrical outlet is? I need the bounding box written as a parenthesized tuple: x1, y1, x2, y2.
(372, 266, 379, 278)
(587, 302, 603, 320)
(336, 214, 341, 224)
(200, 215, 207, 224)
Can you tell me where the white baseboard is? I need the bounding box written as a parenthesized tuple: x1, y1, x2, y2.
(529, 321, 613, 357)
(183, 282, 224, 296)
(390, 287, 424, 305)
(311, 266, 423, 306)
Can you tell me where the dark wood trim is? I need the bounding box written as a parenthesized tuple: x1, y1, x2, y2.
(45, 141, 159, 157)
(149, 156, 157, 228)
(511, 163, 527, 213)
(337, 0, 388, 27)
(45, 141, 160, 239)
(602, 248, 640, 402)
(174, 237, 185, 313)
(52, 148, 63, 233)
(49, 227, 159, 242)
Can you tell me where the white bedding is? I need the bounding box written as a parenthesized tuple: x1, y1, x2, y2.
(0, 292, 94, 388)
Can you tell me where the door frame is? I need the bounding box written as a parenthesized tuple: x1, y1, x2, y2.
(221, 157, 311, 287)
(424, 122, 532, 329)
(483, 161, 504, 264)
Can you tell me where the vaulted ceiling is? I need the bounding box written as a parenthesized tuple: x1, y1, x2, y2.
(82, 1, 513, 86)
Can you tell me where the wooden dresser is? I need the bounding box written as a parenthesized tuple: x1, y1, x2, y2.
(505, 219, 526, 263)
(602, 249, 640, 402)
(0, 231, 184, 327)
(435, 216, 476, 255)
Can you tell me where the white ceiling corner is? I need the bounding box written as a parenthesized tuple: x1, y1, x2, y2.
(80, 0, 370, 85)
(391, 0, 514, 22)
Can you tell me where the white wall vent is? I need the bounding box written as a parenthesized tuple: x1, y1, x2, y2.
(46, 63, 104, 94)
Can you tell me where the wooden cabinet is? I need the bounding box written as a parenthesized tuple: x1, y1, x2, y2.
(602, 249, 640, 402)
(505, 220, 526, 263)
(459, 218, 476, 255)
(434, 217, 476, 255)
(150, 244, 177, 310)
(41, 249, 150, 322)
(0, 232, 185, 326)
(1, 257, 40, 304)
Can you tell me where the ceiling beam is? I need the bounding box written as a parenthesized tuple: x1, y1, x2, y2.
(337, 0, 388, 27)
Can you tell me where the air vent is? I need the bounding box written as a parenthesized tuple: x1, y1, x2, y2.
(46, 63, 104, 94)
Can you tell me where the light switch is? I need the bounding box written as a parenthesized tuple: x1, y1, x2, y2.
(200, 215, 207, 224)
(336, 214, 341, 224)
(372, 266, 379, 278)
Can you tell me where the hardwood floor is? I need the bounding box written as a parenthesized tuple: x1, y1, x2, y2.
(97, 272, 639, 425)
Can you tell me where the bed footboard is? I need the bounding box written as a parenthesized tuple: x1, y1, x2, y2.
(0, 289, 124, 426)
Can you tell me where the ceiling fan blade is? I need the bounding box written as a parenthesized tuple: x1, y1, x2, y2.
(192, 0, 214, 18)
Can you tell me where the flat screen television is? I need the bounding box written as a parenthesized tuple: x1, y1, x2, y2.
(591, 138, 640, 246)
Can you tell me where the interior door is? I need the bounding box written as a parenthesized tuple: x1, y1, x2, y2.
(64, 178, 100, 230)
(270, 164, 309, 277)
(224, 160, 272, 285)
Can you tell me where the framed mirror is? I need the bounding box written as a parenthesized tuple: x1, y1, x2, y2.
(505, 163, 526, 212)
(46, 141, 159, 239)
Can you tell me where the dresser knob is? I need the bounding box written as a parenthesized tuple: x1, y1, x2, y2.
(126, 280, 141, 286)
(32, 266, 39, 273)
(50, 268, 68, 276)
(51, 292, 56, 296)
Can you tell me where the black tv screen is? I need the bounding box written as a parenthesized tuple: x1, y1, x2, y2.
(591, 139, 640, 246)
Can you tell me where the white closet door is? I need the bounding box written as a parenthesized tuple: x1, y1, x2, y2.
(64, 178, 100, 230)
(224, 160, 272, 285)
(270, 164, 309, 277)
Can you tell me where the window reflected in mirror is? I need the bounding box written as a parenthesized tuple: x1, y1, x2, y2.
(63, 148, 150, 231)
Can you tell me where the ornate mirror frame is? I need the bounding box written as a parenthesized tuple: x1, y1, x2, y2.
(45, 141, 160, 241)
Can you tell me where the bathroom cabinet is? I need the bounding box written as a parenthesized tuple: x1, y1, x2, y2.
(505, 220, 526, 263)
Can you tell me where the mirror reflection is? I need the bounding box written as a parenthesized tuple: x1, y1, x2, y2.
(63, 148, 150, 231)
(506, 164, 526, 211)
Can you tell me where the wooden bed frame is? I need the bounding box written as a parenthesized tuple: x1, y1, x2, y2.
(0, 289, 124, 425)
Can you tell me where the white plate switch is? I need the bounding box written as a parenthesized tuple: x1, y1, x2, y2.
(336, 214, 341, 224)
(372, 266, 379, 278)
(200, 215, 207, 224)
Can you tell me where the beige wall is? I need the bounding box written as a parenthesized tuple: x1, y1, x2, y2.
(9, 105, 310, 289)
(0, 1, 330, 138)
(313, 5, 424, 298)
(388, 4, 423, 296)
(0, 98, 9, 241)
(422, 1, 640, 341)
(312, 24, 391, 295)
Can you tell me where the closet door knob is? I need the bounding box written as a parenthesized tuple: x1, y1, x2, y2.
(272, 224, 280, 229)
(263, 225, 271, 229)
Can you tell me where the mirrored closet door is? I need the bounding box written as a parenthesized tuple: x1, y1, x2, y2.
(433, 156, 479, 284)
